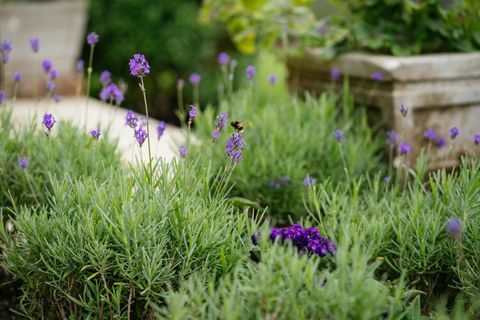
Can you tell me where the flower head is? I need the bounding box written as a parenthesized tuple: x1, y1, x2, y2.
(304, 176, 316, 188)
(157, 121, 167, 140)
(87, 32, 99, 46)
(0, 90, 5, 105)
(18, 157, 28, 170)
(398, 141, 411, 155)
(384, 176, 391, 186)
(42, 113, 56, 132)
(100, 83, 124, 105)
(474, 134, 480, 145)
(129, 54, 150, 77)
(212, 112, 228, 142)
(189, 73, 201, 85)
(91, 128, 101, 140)
(372, 71, 384, 82)
(100, 70, 112, 86)
(125, 110, 139, 129)
(218, 52, 229, 65)
(53, 94, 62, 103)
(41, 59, 52, 73)
(333, 130, 345, 143)
(225, 133, 246, 163)
(179, 145, 187, 158)
(399, 103, 408, 117)
(386, 130, 398, 148)
(449, 127, 459, 140)
(435, 138, 446, 148)
(29, 37, 39, 53)
(49, 69, 57, 80)
(246, 65, 255, 80)
(76, 59, 84, 75)
(330, 68, 341, 80)
(424, 128, 437, 140)
(12, 72, 22, 83)
(446, 218, 462, 241)
(177, 79, 184, 91)
(0, 40, 12, 64)
(188, 105, 197, 123)
(46, 81, 55, 92)
(268, 74, 277, 85)
(134, 126, 148, 147)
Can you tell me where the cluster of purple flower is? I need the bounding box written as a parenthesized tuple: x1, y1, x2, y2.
(0, 40, 12, 64)
(304, 176, 316, 188)
(129, 54, 150, 78)
(252, 224, 337, 258)
(225, 133, 246, 164)
(124, 110, 149, 147)
(157, 121, 167, 140)
(91, 128, 101, 141)
(100, 83, 124, 105)
(42, 113, 56, 137)
(212, 112, 228, 142)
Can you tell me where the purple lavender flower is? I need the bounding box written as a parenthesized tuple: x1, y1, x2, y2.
(135, 126, 148, 147)
(435, 138, 446, 148)
(12, 72, 22, 83)
(446, 218, 462, 241)
(125, 110, 139, 129)
(0, 90, 5, 105)
(304, 176, 316, 188)
(212, 112, 228, 142)
(53, 94, 62, 103)
(157, 121, 166, 140)
(246, 65, 255, 80)
(189, 73, 201, 85)
(100, 70, 112, 86)
(18, 157, 28, 170)
(398, 141, 411, 155)
(225, 133, 246, 164)
(42, 113, 56, 132)
(46, 81, 55, 93)
(474, 134, 480, 145)
(188, 105, 197, 122)
(100, 83, 124, 105)
(372, 71, 384, 82)
(91, 128, 101, 140)
(87, 32, 99, 46)
(399, 103, 408, 117)
(129, 54, 150, 77)
(179, 145, 187, 158)
(0, 40, 12, 64)
(76, 59, 84, 75)
(268, 74, 277, 85)
(177, 79, 184, 90)
(267, 224, 336, 257)
(330, 69, 341, 80)
(424, 128, 437, 141)
(42, 59, 52, 73)
(449, 127, 459, 140)
(386, 130, 398, 147)
(384, 176, 391, 186)
(49, 69, 57, 80)
(29, 37, 39, 53)
(333, 130, 345, 144)
(218, 52, 229, 65)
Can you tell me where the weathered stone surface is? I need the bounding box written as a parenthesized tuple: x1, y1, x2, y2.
(0, 0, 87, 96)
(287, 50, 480, 168)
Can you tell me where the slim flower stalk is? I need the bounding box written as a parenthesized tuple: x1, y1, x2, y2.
(139, 77, 152, 170)
(85, 32, 99, 130)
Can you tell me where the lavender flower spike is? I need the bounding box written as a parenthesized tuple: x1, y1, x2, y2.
(0, 90, 5, 105)
(424, 128, 437, 141)
(18, 157, 28, 170)
(157, 121, 167, 140)
(189, 73, 201, 85)
(218, 52, 229, 65)
(330, 69, 341, 80)
(0, 40, 12, 64)
(42, 113, 56, 132)
(188, 105, 197, 122)
(135, 126, 148, 147)
(129, 54, 150, 77)
(449, 127, 459, 140)
(399, 103, 408, 117)
(474, 134, 480, 145)
(91, 128, 101, 140)
(76, 59, 84, 74)
(398, 141, 411, 155)
(372, 71, 384, 82)
(212, 112, 228, 142)
(42, 59, 52, 73)
(100, 83, 124, 105)
(13, 72, 23, 83)
(246, 65, 255, 80)
(30, 37, 39, 53)
(304, 176, 316, 188)
(125, 110, 139, 129)
(100, 70, 112, 86)
(87, 32, 99, 46)
(179, 145, 187, 158)
(333, 130, 345, 144)
(386, 130, 398, 147)
(446, 218, 462, 241)
(225, 133, 246, 163)
(268, 74, 277, 85)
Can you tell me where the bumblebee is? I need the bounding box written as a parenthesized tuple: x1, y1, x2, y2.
(231, 120, 244, 133)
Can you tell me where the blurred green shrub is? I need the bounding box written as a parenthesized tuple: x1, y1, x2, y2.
(0, 110, 121, 210)
(85, 0, 230, 121)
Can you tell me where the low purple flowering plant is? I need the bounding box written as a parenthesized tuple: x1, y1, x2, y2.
(449, 127, 459, 139)
(179, 145, 187, 158)
(435, 138, 446, 148)
(18, 157, 28, 170)
(125, 110, 139, 129)
(129, 54, 150, 77)
(188, 105, 197, 123)
(189, 73, 201, 85)
(446, 218, 462, 241)
(157, 121, 167, 140)
(424, 128, 437, 140)
(91, 128, 101, 140)
(212, 112, 228, 142)
(42, 113, 56, 133)
(87, 32, 99, 46)
(30, 37, 40, 53)
(135, 126, 148, 147)
(398, 141, 411, 155)
(225, 133, 246, 164)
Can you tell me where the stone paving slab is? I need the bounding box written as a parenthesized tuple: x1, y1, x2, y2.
(8, 97, 185, 164)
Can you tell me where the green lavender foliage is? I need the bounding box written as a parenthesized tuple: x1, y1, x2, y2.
(1, 158, 257, 319)
(194, 85, 384, 222)
(0, 110, 121, 209)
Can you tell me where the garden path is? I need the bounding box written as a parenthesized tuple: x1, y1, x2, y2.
(9, 97, 184, 164)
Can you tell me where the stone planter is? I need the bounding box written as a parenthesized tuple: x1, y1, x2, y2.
(0, 0, 88, 97)
(287, 50, 480, 169)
